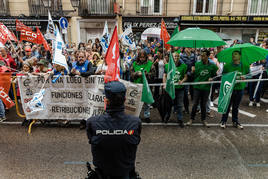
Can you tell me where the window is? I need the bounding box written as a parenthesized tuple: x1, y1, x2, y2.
(193, 0, 217, 14)
(248, 0, 268, 15)
(140, 0, 162, 15)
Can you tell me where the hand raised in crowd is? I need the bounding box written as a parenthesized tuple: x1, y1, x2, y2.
(71, 68, 80, 76)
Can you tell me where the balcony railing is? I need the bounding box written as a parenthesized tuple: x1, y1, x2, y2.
(79, 0, 115, 16)
(137, 0, 164, 16)
(0, 0, 9, 16)
(28, 0, 63, 16)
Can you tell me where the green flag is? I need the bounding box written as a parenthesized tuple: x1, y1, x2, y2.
(171, 26, 179, 37)
(165, 52, 176, 100)
(141, 70, 154, 104)
(218, 71, 238, 114)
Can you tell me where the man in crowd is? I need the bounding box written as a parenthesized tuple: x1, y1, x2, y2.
(180, 48, 196, 114)
(71, 51, 95, 129)
(86, 81, 141, 179)
(220, 51, 249, 129)
(186, 49, 218, 127)
(0, 47, 17, 71)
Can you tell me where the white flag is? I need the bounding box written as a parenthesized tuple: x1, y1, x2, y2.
(120, 25, 136, 50)
(53, 27, 69, 73)
(100, 21, 110, 54)
(45, 10, 56, 40)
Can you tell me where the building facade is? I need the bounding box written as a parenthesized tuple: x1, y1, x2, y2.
(1, 0, 267, 45)
(119, 0, 268, 45)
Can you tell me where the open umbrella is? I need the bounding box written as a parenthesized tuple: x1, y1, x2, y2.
(141, 28, 161, 40)
(167, 28, 226, 48)
(217, 43, 268, 65)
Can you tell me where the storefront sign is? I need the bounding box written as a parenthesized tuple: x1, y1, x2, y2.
(123, 17, 177, 30)
(180, 15, 268, 23)
(0, 18, 60, 32)
(258, 31, 268, 43)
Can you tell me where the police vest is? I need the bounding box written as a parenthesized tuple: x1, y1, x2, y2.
(72, 60, 89, 73)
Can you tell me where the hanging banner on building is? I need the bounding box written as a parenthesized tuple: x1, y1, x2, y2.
(18, 75, 143, 120)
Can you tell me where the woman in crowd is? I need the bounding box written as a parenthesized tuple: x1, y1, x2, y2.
(130, 50, 156, 123)
(153, 48, 165, 106)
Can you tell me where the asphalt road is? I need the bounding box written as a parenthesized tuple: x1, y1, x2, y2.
(1, 125, 268, 179)
(1, 93, 268, 179)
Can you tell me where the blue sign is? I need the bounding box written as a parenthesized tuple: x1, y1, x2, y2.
(59, 17, 68, 29)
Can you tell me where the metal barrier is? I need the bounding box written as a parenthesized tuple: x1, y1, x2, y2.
(12, 76, 36, 134)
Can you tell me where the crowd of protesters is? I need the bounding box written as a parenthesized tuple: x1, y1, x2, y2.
(0, 37, 267, 130)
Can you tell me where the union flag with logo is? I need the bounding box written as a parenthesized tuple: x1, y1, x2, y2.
(104, 26, 120, 83)
(36, 26, 51, 52)
(0, 73, 15, 109)
(160, 19, 171, 50)
(0, 23, 8, 45)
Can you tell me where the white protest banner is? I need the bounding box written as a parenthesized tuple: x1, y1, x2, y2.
(18, 75, 143, 120)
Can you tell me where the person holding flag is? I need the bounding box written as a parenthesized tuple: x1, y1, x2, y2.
(186, 49, 218, 127)
(163, 52, 187, 127)
(130, 50, 156, 123)
(220, 51, 250, 129)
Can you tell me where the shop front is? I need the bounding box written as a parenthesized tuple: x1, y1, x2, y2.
(122, 16, 178, 42)
(77, 18, 117, 43)
(180, 15, 268, 46)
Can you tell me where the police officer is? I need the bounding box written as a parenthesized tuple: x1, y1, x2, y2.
(86, 81, 142, 179)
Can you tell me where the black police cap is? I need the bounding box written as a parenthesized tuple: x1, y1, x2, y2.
(104, 81, 126, 99)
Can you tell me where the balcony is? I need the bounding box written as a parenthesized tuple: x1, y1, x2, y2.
(79, 0, 116, 17)
(0, 0, 9, 16)
(28, 0, 63, 17)
(137, 0, 163, 16)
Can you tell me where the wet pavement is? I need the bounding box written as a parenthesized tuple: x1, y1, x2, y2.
(1, 93, 268, 178)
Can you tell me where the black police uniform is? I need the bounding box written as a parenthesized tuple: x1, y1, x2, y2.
(86, 81, 142, 178)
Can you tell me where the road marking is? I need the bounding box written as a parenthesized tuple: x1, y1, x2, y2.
(248, 164, 268, 167)
(142, 123, 268, 127)
(260, 98, 268, 103)
(210, 106, 256, 118)
(64, 161, 88, 165)
(2, 122, 268, 127)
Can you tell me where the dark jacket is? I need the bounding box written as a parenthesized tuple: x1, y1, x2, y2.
(86, 105, 142, 177)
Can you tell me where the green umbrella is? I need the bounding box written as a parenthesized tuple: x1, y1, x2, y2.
(167, 28, 226, 48)
(217, 43, 268, 65)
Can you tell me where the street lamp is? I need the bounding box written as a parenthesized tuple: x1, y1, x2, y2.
(42, 0, 51, 8)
